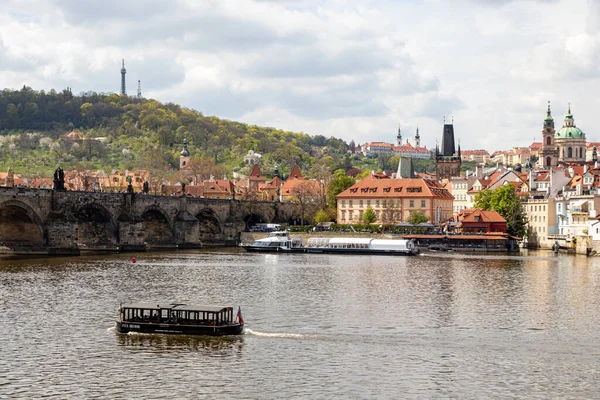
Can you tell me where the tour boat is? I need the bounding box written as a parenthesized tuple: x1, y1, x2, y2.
(244, 231, 419, 255)
(115, 303, 244, 336)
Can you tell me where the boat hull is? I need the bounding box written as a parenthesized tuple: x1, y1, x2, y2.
(115, 321, 244, 336)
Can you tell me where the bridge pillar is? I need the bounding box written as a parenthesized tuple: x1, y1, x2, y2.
(117, 219, 147, 251)
(46, 212, 80, 255)
(175, 197, 201, 248)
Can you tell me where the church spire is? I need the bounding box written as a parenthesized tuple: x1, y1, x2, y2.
(565, 103, 574, 126)
(544, 101, 554, 128)
(396, 124, 402, 146)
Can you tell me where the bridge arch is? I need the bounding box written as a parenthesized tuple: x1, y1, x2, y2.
(0, 200, 45, 245)
(75, 203, 117, 247)
(196, 208, 222, 235)
(141, 205, 175, 244)
(243, 213, 265, 231)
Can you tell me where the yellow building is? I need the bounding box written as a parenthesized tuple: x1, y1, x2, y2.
(336, 174, 454, 224)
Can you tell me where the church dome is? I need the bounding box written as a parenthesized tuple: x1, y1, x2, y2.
(555, 126, 585, 139)
(555, 104, 585, 139)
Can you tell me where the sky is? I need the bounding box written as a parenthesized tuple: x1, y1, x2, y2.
(1, 0, 599, 153)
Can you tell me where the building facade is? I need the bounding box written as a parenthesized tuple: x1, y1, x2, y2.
(336, 174, 454, 225)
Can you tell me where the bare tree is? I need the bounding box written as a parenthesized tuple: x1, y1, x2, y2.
(290, 181, 323, 225)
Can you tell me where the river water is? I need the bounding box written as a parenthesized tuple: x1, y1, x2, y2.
(0, 249, 599, 399)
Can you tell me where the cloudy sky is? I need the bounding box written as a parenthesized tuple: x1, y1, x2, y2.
(1, 0, 599, 152)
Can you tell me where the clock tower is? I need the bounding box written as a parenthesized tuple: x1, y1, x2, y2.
(539, 101, 557, 168)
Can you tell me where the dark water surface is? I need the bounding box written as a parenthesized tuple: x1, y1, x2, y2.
(0, 249, 599, 399)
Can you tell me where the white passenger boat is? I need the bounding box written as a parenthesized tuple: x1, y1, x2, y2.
(244, 231, 419, 256)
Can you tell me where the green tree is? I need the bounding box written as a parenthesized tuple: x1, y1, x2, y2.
(315, 209, 331, 224)
(363, 206, 376, 224)
(326, 169, 355, 208)
(408, 210, 430, 225)
(474, 183, 528, 237)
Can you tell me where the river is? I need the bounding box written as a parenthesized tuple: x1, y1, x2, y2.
(0, 249, 598, 399)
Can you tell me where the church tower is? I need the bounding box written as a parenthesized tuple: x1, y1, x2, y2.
(415, 126, 421, 147)
(396, 125, 402, 146)
(179, 138, 190, 170)
(435, 118, 461, 181)
(540, 101, 557, 168)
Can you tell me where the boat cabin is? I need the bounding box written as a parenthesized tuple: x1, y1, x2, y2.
(119, 303, 236, 326)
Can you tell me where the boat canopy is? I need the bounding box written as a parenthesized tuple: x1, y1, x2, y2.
(121, 303, 231, 313)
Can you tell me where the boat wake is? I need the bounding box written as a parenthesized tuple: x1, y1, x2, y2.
(244, 328, 323, 340)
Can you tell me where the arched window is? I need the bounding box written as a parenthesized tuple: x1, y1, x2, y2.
(546, 136, 552, 145)
(568, 147, 573, 158)
(546, 157, 551, 166)
(581, 147, 585, 159)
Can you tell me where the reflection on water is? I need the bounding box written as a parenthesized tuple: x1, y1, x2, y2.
(115, 330, 245, 355)
(1, 249, 600, 399)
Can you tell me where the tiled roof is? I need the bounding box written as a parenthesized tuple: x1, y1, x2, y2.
(249, 164, 265, 181)
(288, 164, 304, 180)
(336, 175, 453, 199)
(457, 208, 506, 223)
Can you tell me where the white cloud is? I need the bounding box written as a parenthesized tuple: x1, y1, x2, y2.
(0, 0, 598, 153)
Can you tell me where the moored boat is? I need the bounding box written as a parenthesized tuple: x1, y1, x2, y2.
(243, 231, 419, 255)
(115, 303, 244, 336)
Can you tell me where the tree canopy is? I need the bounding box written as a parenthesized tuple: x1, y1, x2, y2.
(474, 183, 528, 237)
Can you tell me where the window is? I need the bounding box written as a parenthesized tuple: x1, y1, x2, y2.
(349, 200, 353, 207)
(375, 200, 380, 207)
(421, 200, 426, 207)
(367, 200, 371, 206)
(409, 200, 414, 207)
(359, 200, 363, 208)
(342, 200, 346, 208)
(394, 188, 402, 193)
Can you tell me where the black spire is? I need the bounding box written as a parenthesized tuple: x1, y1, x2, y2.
(440, 123, 456, 157)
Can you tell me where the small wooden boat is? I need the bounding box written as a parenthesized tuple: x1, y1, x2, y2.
(115, 303, 244, 336)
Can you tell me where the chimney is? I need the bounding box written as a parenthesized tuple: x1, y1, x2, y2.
(475, 164, 483, 179)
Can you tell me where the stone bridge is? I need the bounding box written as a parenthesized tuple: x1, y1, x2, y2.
(0, 187, 300, 255)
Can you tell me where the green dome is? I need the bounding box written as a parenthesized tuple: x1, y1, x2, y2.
(555, 126, 585, 139)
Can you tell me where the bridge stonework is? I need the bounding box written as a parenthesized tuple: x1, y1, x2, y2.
(0, 187, 299, 255)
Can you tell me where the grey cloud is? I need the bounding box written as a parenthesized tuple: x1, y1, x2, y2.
(244, 44, 394, 78)
(415, 95, 465, 121)
(49, 0, 172, 24)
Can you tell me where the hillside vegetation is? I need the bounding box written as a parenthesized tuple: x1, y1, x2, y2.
(0, 86, 360, 179)
(0, 86, 447, 184)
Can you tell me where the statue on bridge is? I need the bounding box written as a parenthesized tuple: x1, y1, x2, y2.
(5, 167, 14, 188)
(126, 176, 134, 194)
(53, 167, 65, 191)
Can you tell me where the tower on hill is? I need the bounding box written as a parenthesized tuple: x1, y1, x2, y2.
(435, 118, 461, 181)
(120, 59, 127, 96)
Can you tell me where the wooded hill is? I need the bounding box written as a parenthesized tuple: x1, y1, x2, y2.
(0, 86, 444, 183)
